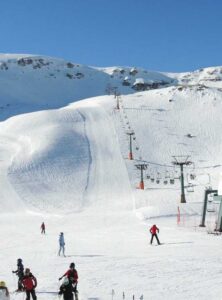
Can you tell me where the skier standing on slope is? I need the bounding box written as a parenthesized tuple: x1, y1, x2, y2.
(59, 263, 78, 300)
(12, 258, 24, 291)
(150, 224, 161, 245)
(59, 277, 76, 300)
(22, 268, 37, 300)
(58, 232, 66, 256)
(40, 222, 45, 234)
(0, 281, 10, 300)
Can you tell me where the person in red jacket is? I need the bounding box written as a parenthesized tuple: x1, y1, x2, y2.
(59, 263, 78, 299)
(40, 222, 45, 234)
(150, 224, 161, 245)
(22, 268, 37, 300)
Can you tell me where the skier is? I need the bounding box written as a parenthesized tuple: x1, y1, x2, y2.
(22, 268, 37, 300)
(59, 277, 76, 300)
(58, 232, 65, 256)
(59, 263, 78, 299)
(0, 281, 10, 300)
(12, 258, 24, 291)
(150, 224, 161, 245)
(40, 222, 45, 234)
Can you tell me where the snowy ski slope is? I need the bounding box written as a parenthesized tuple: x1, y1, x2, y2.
(0, 54, 222, 299)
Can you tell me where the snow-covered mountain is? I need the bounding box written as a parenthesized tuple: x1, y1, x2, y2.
(1, 54, 222, 300)
(0, 53, 221, 213)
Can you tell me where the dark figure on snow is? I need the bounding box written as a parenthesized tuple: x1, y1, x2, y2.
(0, 281, 10, 299)
(12, 258, 24, 291)
(40, 222, 45, 234)
(150, 224, 161, 245)
(22, 268, 37, 300)
(59, 277, 77, 300)
(58, 232, 65, 256)
(59, 263, 78, 300)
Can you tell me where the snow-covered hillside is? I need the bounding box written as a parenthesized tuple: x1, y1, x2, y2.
(1, 54, 222, 300)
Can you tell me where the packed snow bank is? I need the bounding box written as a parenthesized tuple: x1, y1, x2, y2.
(0, 97, 133, 213)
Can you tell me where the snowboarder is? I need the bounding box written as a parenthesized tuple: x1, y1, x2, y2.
(59, 277, 76, 300)
(40, 222, 45, 234)
(12, 258, 24, 291)
(58, 232, 65, 256)
(22, 268, 37, 300)
(150, 224, 161, 245)
(59, 263, 78, 299)
(0, 281, 10, 300)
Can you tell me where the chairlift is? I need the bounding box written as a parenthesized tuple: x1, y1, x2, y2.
(157, 172, 162, 180)
(136, 146, 139, 150)
(207, 200, 216, 212)
(156, 179, 160, 184)
(150, 174, 155, 182)
(163, 180, 168, 185)
(165, 170, 170, 178)
(174, 170, 180, 179)
(170, 178, 175, 184)
(190, 173, 196, 180)
(146, 174, 151, 179)
(133, 137, 136, 140)
(187, 184, 194, 193)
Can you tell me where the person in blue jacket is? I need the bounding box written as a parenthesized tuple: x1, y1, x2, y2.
(58, 232, 65, 257)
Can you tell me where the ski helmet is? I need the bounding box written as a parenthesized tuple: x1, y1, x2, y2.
(63, 277, 69, 286)
(0, 281, 5, 288)
(70, 262, 75, 269)
(25, 268, 30, 274)
(17, 258, 22, 263)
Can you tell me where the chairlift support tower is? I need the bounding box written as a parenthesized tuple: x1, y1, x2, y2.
(135, 163, 148, 190)
(126, 130, 135, 160)
(172, 156, 192, 203)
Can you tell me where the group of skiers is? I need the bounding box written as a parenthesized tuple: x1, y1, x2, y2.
(5, 259, 79, 300)
(0, 222, 160, 300)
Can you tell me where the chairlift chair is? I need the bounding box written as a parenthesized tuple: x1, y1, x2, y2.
(157, 172, 162, 180)
(170, 178, 175, 184)
(163, 180, 168, 185)
(165, 170, 170, 178)
(187, 184, 194, 193)
(190, 173, 196, 180)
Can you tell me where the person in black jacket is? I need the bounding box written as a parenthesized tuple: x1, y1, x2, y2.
(12, 258, 24, 291)
(59, 277, 77, 300)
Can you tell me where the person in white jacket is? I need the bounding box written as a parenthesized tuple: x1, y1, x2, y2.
(0, 281, 10, 300)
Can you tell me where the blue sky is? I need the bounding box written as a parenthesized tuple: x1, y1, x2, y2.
(0, 0, 222, 72)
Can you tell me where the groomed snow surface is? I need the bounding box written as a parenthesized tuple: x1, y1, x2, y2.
(0, 55, 222, 300)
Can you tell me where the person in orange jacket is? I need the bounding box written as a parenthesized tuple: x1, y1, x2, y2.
(22, 268, 37, 300)
(150, 224, 161, 245)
